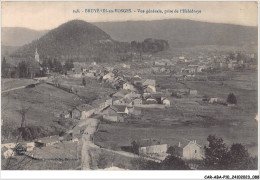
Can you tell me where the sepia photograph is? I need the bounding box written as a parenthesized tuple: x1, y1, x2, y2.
(1, 1, 259, 178)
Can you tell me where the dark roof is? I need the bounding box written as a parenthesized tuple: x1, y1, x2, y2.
(111, 105, 127, 113)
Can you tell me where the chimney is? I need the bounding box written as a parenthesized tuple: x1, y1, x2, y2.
(178, 142, 181, 147)
(195, 140, 196, 144)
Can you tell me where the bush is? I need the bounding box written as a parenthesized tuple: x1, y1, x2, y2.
(227, 93, 237, 104)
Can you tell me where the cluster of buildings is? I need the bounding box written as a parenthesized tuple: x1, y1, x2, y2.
(131, 138, 204, 161)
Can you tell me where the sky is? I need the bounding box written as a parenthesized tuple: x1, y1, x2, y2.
(1, 1, 258, 30)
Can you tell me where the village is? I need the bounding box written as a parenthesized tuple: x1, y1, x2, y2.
(2, 46, 257, 170)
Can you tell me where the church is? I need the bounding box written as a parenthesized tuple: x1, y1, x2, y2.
(35, 48, 40, 63)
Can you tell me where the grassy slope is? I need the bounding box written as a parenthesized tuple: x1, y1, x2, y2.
(1, 83, 82, 143)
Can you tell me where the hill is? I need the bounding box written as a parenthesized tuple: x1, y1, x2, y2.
(10, 20, 129, 62)
(94, 19, 257, 48)
(2, 27, 48, 47)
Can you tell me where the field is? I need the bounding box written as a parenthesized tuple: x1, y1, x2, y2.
(1, 80, 83, 143)
(2, 141, 80, 170)
(1, 78, 36, 91)
(56, 76, 116, 103)
(95, 71, 258, 156)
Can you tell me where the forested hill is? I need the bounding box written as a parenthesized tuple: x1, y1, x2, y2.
(10, 20, 129, 62)
(94, 19, 257, 48)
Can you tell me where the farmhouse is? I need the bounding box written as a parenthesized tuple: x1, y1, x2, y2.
(103, 72, 114, 80)
(101, 105, 127, 122)
(132, 97, 143, 106)
(113, 98, 133, 107)
(26, 142, 35, 152)
(71, 104, 95, 119)
(35, 135, 60, 147)
(132, 75, 143, 86)
(144, 85, 156, 93)
(123, 82, 136, 91)
(189, 89, 198, 96)
(161, 97, 171, 106)
(60, 111, 71, 119)
(132, 139, 168, 155)
(169, 140, 204, 160)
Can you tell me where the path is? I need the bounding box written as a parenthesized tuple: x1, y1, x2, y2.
(80, 118, 99, 170)
(1, 86, 26, 93)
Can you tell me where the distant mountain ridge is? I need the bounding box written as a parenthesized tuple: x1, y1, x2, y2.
(94, 19, 257, 48)
(2, 27, 48, 46)
(3, 19, 258, 49)
(5, 19, 257, 61)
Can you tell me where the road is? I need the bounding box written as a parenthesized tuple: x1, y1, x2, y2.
(80, 118, 99, 170)
(1, 86, 26, 93)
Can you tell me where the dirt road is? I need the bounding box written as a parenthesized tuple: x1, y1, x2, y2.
(1, 86, 26, 93)
(80, 118, 99, 170)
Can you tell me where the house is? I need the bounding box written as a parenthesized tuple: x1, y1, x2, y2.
(161, 97, 170, 106)
(146, 98, 158, 104)
(132, 97, 142, 106)
(144, 85, 156, 93)
(143, 79, 156, 87)
(35, 135, 60, 147)
(73, 73, 82, 78)
(189, 89, 198, 96)
(71, 104, 95, 119)
(3, 148, 14, 159)
(26, 142, 35, 152)
(1, 142, 16, 149)
(179, 56, 185, 60)
(182, 140, 203, 160)
(91, 61, 97, 66)
(85, 72, 95, 77)
(101, 105, 127, 122)
(121, 63, 130, 69)
(169, 140, 203, 160)
(123, 82, 136, 91)
(60, 111, 71, 119)
(124, 92, 141, 100)
(132, 75, 143, 86)
(209, 98, 218, 103)
(103, 72, 114, 80)
(113, 98, 133, 107)
(128, 106, 142, 116)
(132, 139, 168, 155)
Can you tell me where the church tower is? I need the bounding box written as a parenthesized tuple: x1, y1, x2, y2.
(35, 48, 40, 63)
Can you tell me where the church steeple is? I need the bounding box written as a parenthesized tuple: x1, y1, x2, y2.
(35, 48, 40, 63)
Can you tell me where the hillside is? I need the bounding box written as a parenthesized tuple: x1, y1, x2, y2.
(2, 27, 48, 47)
(94, 19, 257, 48)
(10, 20, 129, 61)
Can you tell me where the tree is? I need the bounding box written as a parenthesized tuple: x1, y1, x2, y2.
(203, 135, 229, 170)
(2, 57, 9, 77)
(227, 93, 237, 104)
(17, 107, 30, 128)
(64, 59, 74, 71)
(82, 78, 86, 86)
(131, 157, 161, 170)
(229, 52, 235, 60)
(227, 143, 253, 170)
(53, 59, 63, 73)
(18, 61, 28, 78)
